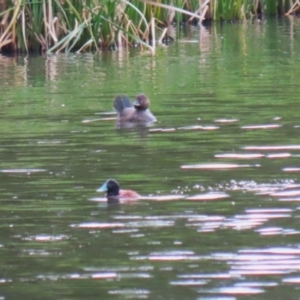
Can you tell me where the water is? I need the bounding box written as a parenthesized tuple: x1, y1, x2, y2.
(1, 17, 300, 299)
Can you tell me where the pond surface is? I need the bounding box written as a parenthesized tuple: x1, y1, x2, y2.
(1, 17, 300, 299)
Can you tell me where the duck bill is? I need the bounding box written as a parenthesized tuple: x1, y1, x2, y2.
(133, 100, 141, 108)
(97, 183, 108, 192)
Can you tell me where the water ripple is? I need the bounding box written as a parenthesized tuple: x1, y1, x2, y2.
(215, 118, 239, 123)
(23, 234, 69, 242)
(282, 277, 300, 283)
(149, 127, 176, 132)
(72, 222, 125, 229)
(82, 117, 116, 123)
(234, 281, 278, 287)
(179, 273, 236, 279)
(200, 286, 264, 295)
(256, 227, 299, 236)
(108, 289, 150, 299)
(0, 169, 47, 173)
(181, 163, 258, 170)
(178, 125, 219, 131)
(239, 247, 300, 255)
(271, 190, 300, 197)
(244, 145, 300, 151)
(215, 153, 264, 159)
(267, 152, 291, 158)
(241, 124, 281, 130)
(127, 220, 174, 228)
(283, 167, 300, 172)
(186, 193, 229, 201)
(170, 279, 208, 286)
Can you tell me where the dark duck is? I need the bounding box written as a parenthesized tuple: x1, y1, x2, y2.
(97, 179, 140, 201)
(113, 94, 156, 123)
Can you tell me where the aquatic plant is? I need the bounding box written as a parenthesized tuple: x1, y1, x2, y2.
(0, 0, 299, 54)
(0, 0, 203, 53)
(209, 0, 300, 21)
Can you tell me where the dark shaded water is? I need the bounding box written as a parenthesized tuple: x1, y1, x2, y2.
(1, 18, 300, 299)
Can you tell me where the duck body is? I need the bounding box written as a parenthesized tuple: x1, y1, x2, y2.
(113, 94, 156, 123)
(97, 179, 140, 201)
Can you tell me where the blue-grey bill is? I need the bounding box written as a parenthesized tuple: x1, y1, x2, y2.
(97, 183, 107, 192)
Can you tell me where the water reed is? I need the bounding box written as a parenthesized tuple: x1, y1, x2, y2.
(0, 0, 299, 54)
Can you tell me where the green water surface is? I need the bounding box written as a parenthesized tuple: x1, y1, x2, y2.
(1, 17, 300, 299)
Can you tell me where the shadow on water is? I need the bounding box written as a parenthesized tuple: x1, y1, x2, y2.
(1, 18, 300, 299)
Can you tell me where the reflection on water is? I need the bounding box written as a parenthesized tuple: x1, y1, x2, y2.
(1, 18, 300, 300)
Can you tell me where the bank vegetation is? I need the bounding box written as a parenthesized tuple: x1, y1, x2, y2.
(0, 0, 299, 53)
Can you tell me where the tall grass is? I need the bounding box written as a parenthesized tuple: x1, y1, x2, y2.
(0, 0, 299, 54)
(210, 0, 300, 22)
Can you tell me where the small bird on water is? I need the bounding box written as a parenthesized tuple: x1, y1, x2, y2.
(97, 179, 141, 201)
(113, 94, 156, 123)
